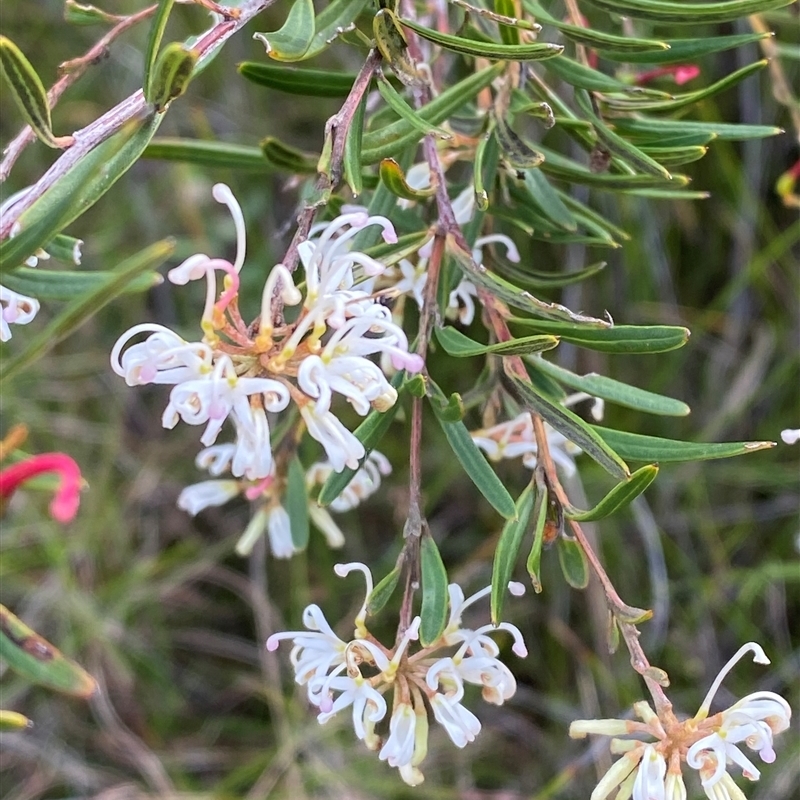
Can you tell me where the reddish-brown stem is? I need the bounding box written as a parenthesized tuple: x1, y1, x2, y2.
(280, 49, 382, 273)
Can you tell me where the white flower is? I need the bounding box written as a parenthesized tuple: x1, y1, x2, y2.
(265, 503, 295, 559)
(571, 642, 791, 800)
(177, 479, 241, 515)
(780, 428, 799, 445)
(0, 284, 39, 341)
(314, 673, 387, 739)
(379, 702, 416, 767)
(447, 279, 478, 325)
(300, 402, 366, 472)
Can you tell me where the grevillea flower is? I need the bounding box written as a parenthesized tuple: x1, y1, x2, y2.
(267, 562, 527, 785)
(780, 428, 799, 445)
(570, 642, 791, 800)
(111, 184, 422, 491)
(0, 452, 83, 523)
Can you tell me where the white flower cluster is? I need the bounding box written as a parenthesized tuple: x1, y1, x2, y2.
(267, 562, 528, 785)
(111, 184, 423, 485)
(570, 642, 791, 800)
(471, 395, 602, 479)
(176, 447, 393, 557)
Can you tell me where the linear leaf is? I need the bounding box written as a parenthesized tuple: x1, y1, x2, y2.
(429, 382, 516, 518)
(400, 17, 563, 61)
(420, 534, 449, 646)
(286, 457, 310, 550)
(305, 0, 369, 59)
(1, 240, 174, 382)
(601, 32, 772, 64)
(435, 326, 559, 357)
(528, 357, 690, 416)
(566, 464, 659, 521)
(149, 43, 197, 111)
(0, 605, 96, 698)
(611, 117, 783, 142)
(505, 373, 630, 479)
(448, 237, 611, 326)
(495, 258, 607, 289)
(379, 159, 436, 201)
(254, 0, 315, 62)
(583, 0, 794, 24)
(2, 267, 159, 300)
(508, 318, 690, 353)
(494, 115, 544, 169)
(237, 62, 356, 96)
(367, 565, 402, 616)
(260, 137, 318, 173)
(526, 473, 548, 592)
(144, 138, 269, 170)
(491, 483, 535, 624)
(557, 538, 589, 589)
(523, 169, 578, 231)
(591, 427, 776, 462)
(45, 234, 83, 265)
(523, 0, 668, 52)
(0, 710, 31, 731)
(361, 63, 504, 163)
(377, 76, 452, 140)
(318, 372, 405, 506)
(544, 55, 656, 94)
(374, 8, 424, 87)
(0, 36, 61, 147)
(344, 94, 366, 196)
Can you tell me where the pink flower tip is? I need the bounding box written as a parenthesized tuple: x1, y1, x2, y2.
(508, 581, 525, 597)
(393, 353, 425, 373)
(382, 228, 398, 244)
(513, 643, 528, 658)
(319, 694, 334, 713)
(266, 636, 280, 652)
(673, 65, 701, 85)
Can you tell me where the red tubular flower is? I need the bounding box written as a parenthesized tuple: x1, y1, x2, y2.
(0, 453, 83, 523)
(636, 64, 701, 86)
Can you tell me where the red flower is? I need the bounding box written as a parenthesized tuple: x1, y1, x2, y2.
(0, 453, 83, 523)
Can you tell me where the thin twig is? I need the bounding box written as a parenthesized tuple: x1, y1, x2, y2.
(0, 4, 158, 182)
(0, 0, 276, 239)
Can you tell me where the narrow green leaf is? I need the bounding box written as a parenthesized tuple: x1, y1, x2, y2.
(505, 373, 630, 479)
(557, 538, 589, 589)
(526, 473, 548, 592)
(429, 383, 517, 518)
(583, 0, 793, 24)
(528, 356, 691, 417)
(523, 169, 577, 231)
(642, 145, 709, 168)
(286, 457, 310, 550)
(145, 137, 269, 170)
(0, 36, 63, 148)
(64, 1, 117, 25)
(318, 372, 405, 505)
(400, 17, 563, 61)
(1, 239, 174, 382)
(508, 318, 690, 354)
(566, 465, 659, 521)
(2, 266, 159, 300)
(612, 117, 783, 142)
(575, 90, 672, 179)
(377, 76, 452, 140)
(523, 0, 669, 52)
(260, 136, 318, 173)
(237, 62, 356, 97)
(254, 0, 315, 62)
(473, 132, 493, 211)
(448, 237, 611, 326)
(420, 534, 449, 646)
(495, 258, 607, 290)
(363, 231, 433, 268)
(361, 63, 504, 163)
(601, 32, 772, 64)
(435, 326, 559, 357)
(601, 61, 768, 114)
(149, 43, 198, 111)
(44, 234, 83, 265)
(344, 95, 366, 196)
(495, 0, 520, 45)
(491, 483, 535, 624)
(592, 427, 776, 462)
(0, 710, 32, 731)
(379, 158, 436, 201)
(0, 605, 96, 698)
(367, 565, 402, 616)
(544, 55, 651, 94)
(143, 0, 175, 102)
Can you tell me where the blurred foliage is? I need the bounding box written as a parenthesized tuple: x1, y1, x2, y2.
(0, 0, 798, 798)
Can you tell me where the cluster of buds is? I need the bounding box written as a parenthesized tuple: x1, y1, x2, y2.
(471, 393, 603, 479)
(570, 642, 791, 800)
(111, 184, 423, 497)
(267, 562, 528, 785)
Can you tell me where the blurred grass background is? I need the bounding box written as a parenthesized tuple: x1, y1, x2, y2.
(1, 1, 798, 798)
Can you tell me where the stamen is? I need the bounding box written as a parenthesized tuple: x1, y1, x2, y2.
(212, 183, 247, 272)
(696, 642, 770, 720)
